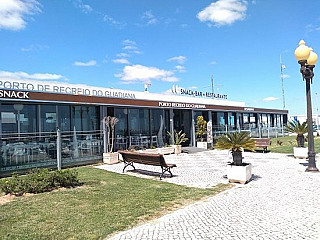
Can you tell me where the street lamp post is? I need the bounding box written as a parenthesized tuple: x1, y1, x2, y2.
(294, 40, 319, 172)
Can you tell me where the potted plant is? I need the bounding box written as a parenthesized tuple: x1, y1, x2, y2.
(215, 131, 256, 184)
(167, 130, 188, 154)
(196, 116, 208, 149)
(103, 116, 120, 164)
(285, 120, 308, 159)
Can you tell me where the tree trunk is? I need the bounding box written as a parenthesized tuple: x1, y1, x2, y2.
(296, 134, 305, 147)
(232, 151, 243, 166)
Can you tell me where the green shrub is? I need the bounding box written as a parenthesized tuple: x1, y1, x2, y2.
(0, 168, 81, 196)
(0, 173, 26, 196)
(53, 169, 80, 188)
(24, 168, 55, 193)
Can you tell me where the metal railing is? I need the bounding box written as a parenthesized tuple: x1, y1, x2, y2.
(211, 124, 284, 138)
(0, 130, 103, 176)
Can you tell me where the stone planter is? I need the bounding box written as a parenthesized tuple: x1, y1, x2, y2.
(293, 147, 308, 159)
(196, 141, 208, 149)
(103, 152, 119, 164)
(227, 163, 252, 184)
(172, 145, 182, 154)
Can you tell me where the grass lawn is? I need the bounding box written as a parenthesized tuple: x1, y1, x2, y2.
(268, 135, 320, 154)
(0, 166, 230, 240)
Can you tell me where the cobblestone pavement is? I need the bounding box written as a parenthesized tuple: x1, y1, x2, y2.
(97, 150, 320, 240)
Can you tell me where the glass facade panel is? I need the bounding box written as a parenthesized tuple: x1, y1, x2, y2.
(1, 104, 37, 134)
(114, 108, 128, 136)
(173, 109, 191, 146)
(217, 112, 225, 125)
(150, 109, 168, 147)
(72, 106, 99, 131)
(261, 114, 268, 127)
(194, 111, 209, 122)
(128, 108, 150, 136)
(58, 105, 71, 131)
(41, 105, 57, 132)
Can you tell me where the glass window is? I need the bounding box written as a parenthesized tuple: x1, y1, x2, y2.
(72, 105, 99, 131)
(261, 114, 268, 126)
(194, 111, 208, 122)
(1, 104, 37, 133)
(41, 105, 57, 132)
(128, 108, 150, 136)
(150, 109, 164, 136)
(114, 108, 128, 137)
(58, 105, 71, 131)
(228, 112, 236, 126)
(217, 112, 225, 125)
(150, 109, 169, 146)
(243, 113, 249, 124)
(249, 113, 256, 123)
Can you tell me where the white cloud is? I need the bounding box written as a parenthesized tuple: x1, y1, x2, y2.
(210, 61, 217, 65)
(167, 56, 186, 64)
(115, 64, 175, 83)
(116, 53, 130, 58)
(123, 39, 136, 46)
(21, 44, 48, 52)
(175, 65, 186, 73)
(112, 58, 130, 64)
(122, 40, 137, 50)
(263, 97, 279, 102)
(103, 14, 126, 28)
(197, 0, 247, 26)
(0, 70, 65, 81)
(141, 10, 158, 25)
(73, 0, 92, 14)
(123, 45, 137, 51)
(121, 39, 142, 55)
(306, 24, 320, 33)
(0, 0, 41, 31)
(73, 60, 97, 66)
(162, 76, 179, 82)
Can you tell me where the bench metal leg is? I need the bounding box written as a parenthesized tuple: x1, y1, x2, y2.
(123, 161, 135, 173)
(160, 166, 173, 180)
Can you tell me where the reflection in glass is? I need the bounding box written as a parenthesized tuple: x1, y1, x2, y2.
(1, 104, 36, 133)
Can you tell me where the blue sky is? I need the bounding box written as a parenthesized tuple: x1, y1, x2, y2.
(1, 0, 320, 115)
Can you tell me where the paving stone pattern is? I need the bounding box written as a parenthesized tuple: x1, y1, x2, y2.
(98, 150, 320, 240)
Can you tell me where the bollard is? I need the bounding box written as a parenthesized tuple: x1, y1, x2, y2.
(57, 128, 62, 170)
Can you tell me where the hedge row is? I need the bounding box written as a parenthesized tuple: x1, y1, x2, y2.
(0, 168, 81, 196)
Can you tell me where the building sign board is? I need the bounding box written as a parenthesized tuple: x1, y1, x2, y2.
(172, 85, 227, 100)
(159, 101, 206, 109)
(0, 89, 29, 99)
(0, 80, 136, 99)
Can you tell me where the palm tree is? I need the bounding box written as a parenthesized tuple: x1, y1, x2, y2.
(110, 117, 119, 152)
(104, 116, 119, 152)
(285, 120, 307, 147)
(167, 130, 188, 145)
(215, 131, 256, 166)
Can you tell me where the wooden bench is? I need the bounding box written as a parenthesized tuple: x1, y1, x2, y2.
(118, 150, 177, 180)
(253, 138, 270, 153)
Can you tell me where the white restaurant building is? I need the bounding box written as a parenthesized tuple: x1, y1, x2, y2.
(0, 79, 288, 175)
